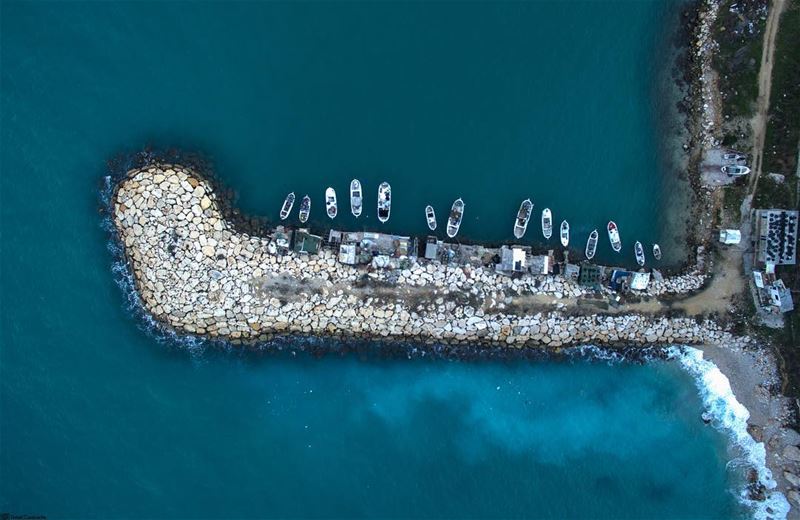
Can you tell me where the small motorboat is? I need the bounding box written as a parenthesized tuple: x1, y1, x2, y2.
(425, 205, 437, 231)
(447, 198, 464, 238)
(653, 244, 662, 260)
(350, 179, 362, 217)
(279, 192, 295, 220)
(560, 220, 569, 247)
(722, 151, 747, 162)
(634, 241, 646, 267)
(298, 195, 311, 223)
(325, 188, 337, 219)
(722, 165, 751, 176)
(586, 229, 598, 260)
(607, 221, 622, 252)
(378, 182, 391, 223)
(542, 208, 552, 239)
(513, 199, 533, 239)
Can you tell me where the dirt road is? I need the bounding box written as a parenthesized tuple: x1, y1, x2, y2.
(748, 0, 787, 197)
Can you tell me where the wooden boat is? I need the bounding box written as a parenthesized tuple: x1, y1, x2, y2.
(350, 179, 362, 217)
(607, 221, 622, 252)
(634, 241, 646, 266)
(653, 243, 662, 260)
(541, 208, 552, 239)
(513, 199, 532, 239)
(425, 205, 437, 231)
(298, 195, 311, 223)
(377, 182, 391, 223)
(279, 192, 295, 220)
(585, 229, 598, 260)
(446, 198, 464, 238)
(325, 188, 337, 219)
(560, 220, 569, 247)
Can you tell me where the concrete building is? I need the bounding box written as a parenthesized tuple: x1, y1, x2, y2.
(496, 246, 528, 274)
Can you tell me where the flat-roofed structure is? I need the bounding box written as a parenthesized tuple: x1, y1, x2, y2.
(293, 229, 322, 255)
(496, 246, 528, 274)
(754, 209, 798, 266)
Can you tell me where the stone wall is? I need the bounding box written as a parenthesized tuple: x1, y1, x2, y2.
(112, 163, 735, 348)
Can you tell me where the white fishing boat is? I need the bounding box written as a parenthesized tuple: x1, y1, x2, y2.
(585, 230, 598, 260)
(541, 208, 552, 239)
(607, 221, 622, 252)
(279, 192, 295, 220)
(446, 198, 464, 238)
(377, 182, 391, 223)
(634, 241, 646, 267)
(721, 165, 751, 176)
(560, 220, 569, 247)
(350, 179, 362, 217)
(513, 199, 532, 239)
(298, 195, 311, 223)
(653, 243, 662, 261)
(325, 188, 337, 219)
(425, 205, 437, 231)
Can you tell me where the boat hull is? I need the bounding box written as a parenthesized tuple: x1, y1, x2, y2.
(325, 188, 337, 219)
(607, 222, 621, 252)
(298, 196, 311, 223)
(425, 205, 437, 231)
(279, 192, 295, 221)
(513, 199, 532, 239)
(541, 209, 552, 239)
(377, 182, 391, 223)
(447, 198, 464, 238)
(634, 241, 645, 266)
(585, 230, 598, 260)
(350, 179, 362, 217)
(560, 220, 569, 247)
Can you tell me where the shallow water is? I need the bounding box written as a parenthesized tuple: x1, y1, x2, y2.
(1, 1, 750, 518)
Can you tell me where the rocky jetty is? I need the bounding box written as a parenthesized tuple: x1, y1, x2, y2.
(112, 163, 737, 348)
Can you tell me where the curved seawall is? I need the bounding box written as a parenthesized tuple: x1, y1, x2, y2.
(112, 163, 742, 349)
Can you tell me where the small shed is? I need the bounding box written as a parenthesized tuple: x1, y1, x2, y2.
(338, 243, 357, 265)
(719, 229, 741, 245)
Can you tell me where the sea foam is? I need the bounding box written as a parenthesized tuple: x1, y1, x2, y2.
(669, 346, 790, 520)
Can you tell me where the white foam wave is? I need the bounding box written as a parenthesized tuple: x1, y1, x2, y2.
(668, 346, 790, 519)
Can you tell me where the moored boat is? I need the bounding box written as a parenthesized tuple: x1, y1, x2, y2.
(585, 229, 598, 260)
(350, 179, 362, 217)
(377, 182, 391, 223)
(446, 198, 464, 238)
(634, 241, 646, 266)
(653, 243, 662, 260)
(425, 205, 437, 231)
(560, 220, 569, 247)
(298, 195, 311, 223)
(541, 208, 552, 239)
(325, 188, 337, 219)
(513, 199, 532, 239)
(279, 192, 295, 220)
(607, 221, 622, 252)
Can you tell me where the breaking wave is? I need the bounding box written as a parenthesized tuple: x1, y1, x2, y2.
(668, 346, 790, 520)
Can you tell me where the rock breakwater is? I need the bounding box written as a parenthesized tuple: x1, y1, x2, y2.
(112, 163, 737, 349)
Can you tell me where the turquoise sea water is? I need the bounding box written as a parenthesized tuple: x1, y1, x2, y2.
(2, 1, 747, 518)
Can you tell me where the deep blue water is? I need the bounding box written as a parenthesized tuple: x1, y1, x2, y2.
(2, 1, 745, 518)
